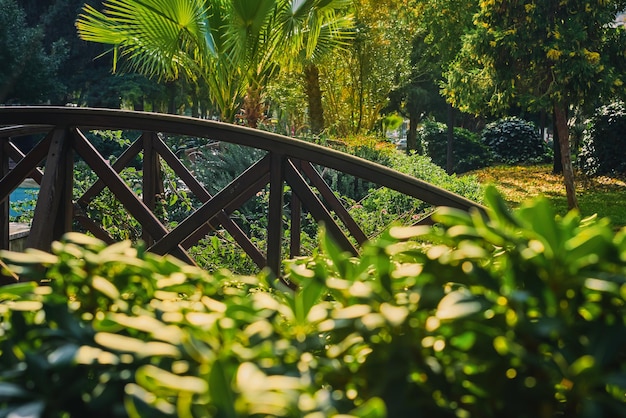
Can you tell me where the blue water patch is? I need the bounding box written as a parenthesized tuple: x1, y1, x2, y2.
(9, 187, 39, 217)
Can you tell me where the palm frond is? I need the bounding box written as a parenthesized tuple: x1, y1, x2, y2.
(77, 0, 215, 80)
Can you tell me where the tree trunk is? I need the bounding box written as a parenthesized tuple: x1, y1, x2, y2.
(167, 82, 177, 114)
(446, 103, 454, 175)
(554, 103, 578, 210)
(407, 114, 418, 154)
(243, 85, 264, 129)
(304, 63, 325, 135)
(552, 108, 562, 174)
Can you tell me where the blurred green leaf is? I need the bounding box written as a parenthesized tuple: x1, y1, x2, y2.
(94, 332, 180, 358)
(136, 364, 208, 393)
(436, 289, 482, 320)
(0, 282, 38, 300)
(347, 396, 387, 418)
(0, 383, 31, 400)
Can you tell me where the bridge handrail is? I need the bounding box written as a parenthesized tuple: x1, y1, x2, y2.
(0, 107, 478, 210)
(0, 106, 484, 280)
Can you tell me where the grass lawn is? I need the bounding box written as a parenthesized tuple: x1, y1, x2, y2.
(471, 164, 626, 228)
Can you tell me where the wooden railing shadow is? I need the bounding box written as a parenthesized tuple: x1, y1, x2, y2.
(0, 107, 483, 280)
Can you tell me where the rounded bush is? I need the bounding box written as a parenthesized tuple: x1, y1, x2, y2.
(481, 116, 549, 164)
(418, 120, 493, 173)
(578, 101, 626, 176)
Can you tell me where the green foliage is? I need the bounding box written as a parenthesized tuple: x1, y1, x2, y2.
(381, 114, 403, 136)
(445, 0, 626, 114)
(0, 234, 378, 417)
(2, 188, 625, 417)
(76, 0, 354, 123)
(319, 144, 392, 202)
(481, 117, 550, 165)
(578, 101, 626, 176)
(9, 189, 37, 224)
(293, 186, 626, 417)
(349, 150, 482, 238)
(0, 0, 67, 104)
(0, 190, 626, 417)
(72, 132, 195, 241)
(190, 143, 269, 232)
(417, 120, 493, 173)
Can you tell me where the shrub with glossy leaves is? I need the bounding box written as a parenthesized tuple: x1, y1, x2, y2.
(578, 101, 626, 176)
(418, 120, 493, 173)
(1, 187, 625, 417)
(481, 116, 550, 164)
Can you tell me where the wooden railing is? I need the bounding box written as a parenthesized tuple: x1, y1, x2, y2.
(0, 107, 482, 278)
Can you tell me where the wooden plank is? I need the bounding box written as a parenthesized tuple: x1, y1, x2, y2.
(25, 129, 69, 251)
(7, 142, 44, 184)
(148, 155, 271, 256)
(0, 125, 52, 138)
(72, 128, 168, 239)
(72, 203, 116, 244)
(288, 159, 303, 259)
(300, 160, 368, 245)
(0, 107, 483, 212)
(142, 132, 158, 245)
(266, 153, 285, 275)
(0, 141, 9, 250)
(53, 144, 74, 240)
(78, 134, 143, 206)
(221, 174, 269, 214)
(285, 160, 358, 255)
(154, 138, 267, 267)
(0, 132, 51, 202)
(290, 193, 302, 258)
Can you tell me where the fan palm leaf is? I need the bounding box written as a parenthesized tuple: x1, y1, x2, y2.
(77, 0, 354, 124)
(77, 0, 215, 80)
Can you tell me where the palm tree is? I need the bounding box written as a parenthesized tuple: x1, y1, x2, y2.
(76, 0, 354, 127)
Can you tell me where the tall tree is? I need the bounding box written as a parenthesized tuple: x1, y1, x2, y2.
(385, 30, 449, 154)
(0, 0, 67, 104)
(76, 0, 353, 127)
(446, 0, 626, 209)
(412, 0, 478, 170)
(320, 0, 419, 136)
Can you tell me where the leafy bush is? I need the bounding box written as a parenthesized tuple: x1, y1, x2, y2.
(319, 143, 393, 202)
(349, 151, 483, 237)
(418, 120, 493, 174)
(481, 116, 550, 164)
(3, 187, 624, 417)
(578, 101, 626, 176)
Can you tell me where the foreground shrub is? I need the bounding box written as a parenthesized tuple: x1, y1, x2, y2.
(418, 120, 493, 173)
(1, 187, 625, 417)
(481, 116, 549, 164)
(578, 101, 626, 176)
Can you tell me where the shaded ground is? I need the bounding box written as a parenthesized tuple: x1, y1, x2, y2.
(471, 164, 626, 227)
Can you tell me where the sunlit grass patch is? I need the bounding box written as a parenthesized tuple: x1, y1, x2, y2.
(470, 164, 626, 227)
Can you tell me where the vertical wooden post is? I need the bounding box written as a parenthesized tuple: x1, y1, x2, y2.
(26, 129, 72, 251)
(266, 152, 285, 276)
(289, 160, 302, 258)
(0, 139, 9, 251)
(54, 135, 74, 241)
(142, 132, 162, 245)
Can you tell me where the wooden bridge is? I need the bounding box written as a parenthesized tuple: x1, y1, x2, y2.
(0, 107, 481, 280)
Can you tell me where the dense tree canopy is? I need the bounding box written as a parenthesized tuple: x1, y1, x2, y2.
(445, 0, 626, 209)
(0, 0, 67, 104)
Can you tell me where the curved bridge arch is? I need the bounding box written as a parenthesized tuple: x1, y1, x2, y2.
(0, 107, 482, 278)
